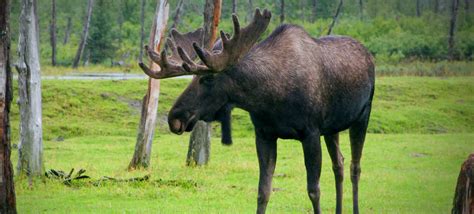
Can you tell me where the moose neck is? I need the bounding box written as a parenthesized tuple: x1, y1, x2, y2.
(225, 59, 282, 114)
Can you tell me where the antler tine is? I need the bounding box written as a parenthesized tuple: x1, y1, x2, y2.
(145, 45, 162, 65)
(139, 45, 189, 79)
(139, 27, 209, 79)
(192, 8, 272, 72)
(177, 46, 212, 74)
(165, 38, 180, 61)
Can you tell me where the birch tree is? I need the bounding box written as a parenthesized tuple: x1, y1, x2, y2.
(72, 0, 93, 68)
(0, 0, 17, 212)
(448, 0, 460, 60)
(63, 17, 72, 45)
(186, 0, 221, 166)
(15, 0, 43, 177)
(50, 0, 56, 66)
(129, 0, 169, 169)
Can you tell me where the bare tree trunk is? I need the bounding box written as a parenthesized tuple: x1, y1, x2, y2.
(327, 0, 343, 35)
(232, 0, 237, 14)
(434, 0, 440, 13)
(72, 0, 93, 68)
(280, 0, 285, 23)
(186, 121, 211, 166)
(129, 0, 169, 170)
(170, 0, 184, 30)
(186, 0, 221, 167)
(359, 0, 363, 20)
(50, 0, 56, 66)
(416, 0, 422, 17)
(63, 17, 72, 45)
(15, 0, 43, 177)
(310, 0, 317, 23)
(247, 0, 253, 22)
(465, 0, 470, 13)
(0, 0, 17, 212)
(448, 0, 460, 60)
(451, 153, 474, 214)
(139, 0, 146, 61)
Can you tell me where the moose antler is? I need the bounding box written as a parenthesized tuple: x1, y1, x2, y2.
(185, 8, 272, 73)
(139, 8, 271, 79)
(138, 28, 205, 79)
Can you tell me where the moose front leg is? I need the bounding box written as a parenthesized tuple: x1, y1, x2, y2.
(255, 133, 277, 214)
(302, 132, 323, 214)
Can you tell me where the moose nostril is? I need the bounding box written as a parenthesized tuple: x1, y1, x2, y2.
(169, 119, 182, 133)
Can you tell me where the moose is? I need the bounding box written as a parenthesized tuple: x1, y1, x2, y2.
(139, 9, 375, 214)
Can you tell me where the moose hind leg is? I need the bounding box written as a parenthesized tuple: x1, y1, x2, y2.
(349, 106, 371, 214)
(302, 132, 323, 214)
(324, 133, 344, 214)
(255, 134, 277, 214)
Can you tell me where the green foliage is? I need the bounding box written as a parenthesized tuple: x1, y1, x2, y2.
(8, 0, 474, 67)
(87, 0, 116, 64)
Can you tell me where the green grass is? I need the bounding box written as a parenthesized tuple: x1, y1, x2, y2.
(9, 76, 474, 213)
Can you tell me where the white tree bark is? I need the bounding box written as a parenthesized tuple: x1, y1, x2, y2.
(15, 0, 43, 177)
(129, 0, 169, 170)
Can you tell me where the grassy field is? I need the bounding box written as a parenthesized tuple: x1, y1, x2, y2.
(10, 76, 474, 213)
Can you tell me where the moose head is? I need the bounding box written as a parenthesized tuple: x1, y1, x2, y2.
(139, 9, 271, 144)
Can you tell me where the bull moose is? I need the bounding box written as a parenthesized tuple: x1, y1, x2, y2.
(139, 9, 375, 214)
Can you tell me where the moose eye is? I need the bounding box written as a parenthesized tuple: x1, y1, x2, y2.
(199, 75, 215, 86)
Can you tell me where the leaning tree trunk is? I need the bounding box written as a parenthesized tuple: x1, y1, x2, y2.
(63, 17, 72, 45)
(0, 0, 17, 212)
(15, 0, 43, 177)
(129, 0, 169, 170)
(72, 0, 93, 68)
(138, 0, 146, 61)
(280, 0, 285, 23)
(448, 0, 460, 60)
(186, 0, 221, 167)
(50, 0, 56, 66)
(327, 0, 343, 35)
(452, 153, 474, 214)
(310, 0, 317, 23)
(170, 0, 184, 30)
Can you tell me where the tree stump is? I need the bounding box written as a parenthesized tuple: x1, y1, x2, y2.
(452, 153, 474, 214)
